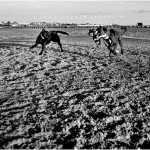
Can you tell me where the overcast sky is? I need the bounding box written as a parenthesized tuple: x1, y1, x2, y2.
(0, 1, 150, 25)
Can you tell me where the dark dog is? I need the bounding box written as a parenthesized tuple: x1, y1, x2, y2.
(88, 28, 101, 47)
(98, 26, 127, 56)
(109, 27, 127, 55)
(30, 28, 69, 55)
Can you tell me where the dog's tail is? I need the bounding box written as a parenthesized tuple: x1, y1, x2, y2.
(55, 31, 69, 35)
(121, 27, 127, 36)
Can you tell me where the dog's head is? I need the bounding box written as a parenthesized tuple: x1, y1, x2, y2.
(96, 26, 108, 36)
(96, 25, 103, 32)
(109, 29, 116, 35)
(88, 29, 96, 37)
(39, 28, 49, 40)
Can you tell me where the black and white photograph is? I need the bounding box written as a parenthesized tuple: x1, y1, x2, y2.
(0, 0, 150, 149)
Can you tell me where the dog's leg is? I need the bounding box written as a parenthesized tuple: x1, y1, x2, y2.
(96, 39, 101, 47)
(39, 43, 46, 55)
(98, 39, 101, 46)
(96, 42, 99, 47)
(108, 48, 112, 58)
(108, 46, 114, 58)
(108, 45, 117, 58)
(112, 43, 118, 55)
(30, 35, 43, 49)
(57, 41, 63, 52)
(30, 43, 38, 49)
(104, 43, 112, 58)
(109, 35, 118, 55)
(118, 38, 124, 55)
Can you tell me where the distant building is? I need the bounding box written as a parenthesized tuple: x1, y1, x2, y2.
(77, 24, 102, 28)
(112, 24, 120, 28)
(12, 22, 19, 27)
(30, 22, 46, 26)
(136, 22, 143, 28)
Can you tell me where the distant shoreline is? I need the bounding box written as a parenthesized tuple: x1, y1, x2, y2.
(0, 25, 150, 29)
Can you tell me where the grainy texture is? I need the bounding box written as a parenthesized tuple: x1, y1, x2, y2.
(0, 28, 150, 149)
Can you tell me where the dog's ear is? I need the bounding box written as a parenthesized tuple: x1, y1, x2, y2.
(110, 29, 116, 35)
(42, 28, 45, 32)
